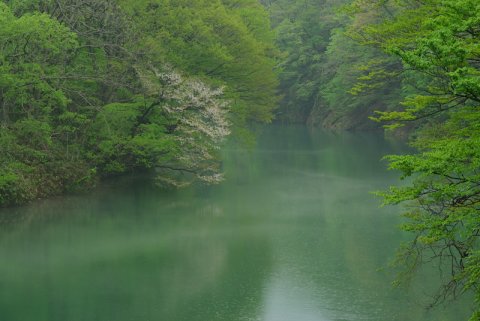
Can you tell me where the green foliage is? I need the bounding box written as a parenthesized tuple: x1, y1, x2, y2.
(353, 0, 480, 317)
(262, 0, 403, 129)
(263, 0, 342, 122)
(0, 3, 96, 204)
(0, 3, 77, 123)
(119, 0, 279, 124)
(378, 110, 480, 314)
(314, 27, 402, 129)
(0, 171, 28, 206)
(0, 0, 279, 205)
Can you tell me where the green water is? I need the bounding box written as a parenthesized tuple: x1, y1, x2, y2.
(0, 125, 472, 321)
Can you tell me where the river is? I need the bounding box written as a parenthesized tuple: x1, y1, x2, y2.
(0, 125, 471, 321)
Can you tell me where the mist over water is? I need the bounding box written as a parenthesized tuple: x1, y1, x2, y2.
(0, 125, 471, 321)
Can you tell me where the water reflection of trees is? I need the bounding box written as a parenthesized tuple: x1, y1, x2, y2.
(0, 126, 472, 321)
(0, 179, 273, 321)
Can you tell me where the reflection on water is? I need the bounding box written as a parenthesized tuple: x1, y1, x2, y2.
(0, 125, 472, 321)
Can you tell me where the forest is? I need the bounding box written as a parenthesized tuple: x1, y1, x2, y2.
(0, 0, 479, 320)
(0, 0, 279, 204)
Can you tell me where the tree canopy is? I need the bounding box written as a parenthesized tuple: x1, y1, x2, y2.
(344, 0, 480, 318)
(0, 0, 279, 205)
(261, 0, 403, 129)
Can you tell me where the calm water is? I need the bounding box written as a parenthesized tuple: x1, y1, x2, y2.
(0, 125, 472, 321)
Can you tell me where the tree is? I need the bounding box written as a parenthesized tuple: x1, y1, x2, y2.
(118, 0, 279, 125)
(90, 65, 230, 187)
(348, 0, 480, 318)
(0, 0, 279, 205)
(262, 0, 341, 122)
(0, 3, 95, 205)
(261, 0, 403, 129)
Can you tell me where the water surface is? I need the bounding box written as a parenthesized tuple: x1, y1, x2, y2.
(0, 125, 471, 320)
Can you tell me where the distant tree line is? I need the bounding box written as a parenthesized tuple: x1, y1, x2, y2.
(261, 0, 402, 130)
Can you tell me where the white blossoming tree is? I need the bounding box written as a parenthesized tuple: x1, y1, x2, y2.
(91, 65, 231, 187)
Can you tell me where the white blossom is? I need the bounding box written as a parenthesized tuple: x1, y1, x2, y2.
(137, 64, 231, 186)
